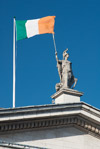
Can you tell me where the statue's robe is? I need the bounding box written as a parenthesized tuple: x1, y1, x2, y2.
(57, 60, 75, 88)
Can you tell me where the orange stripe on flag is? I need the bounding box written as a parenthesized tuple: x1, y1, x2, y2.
(38, 16, 55, 35)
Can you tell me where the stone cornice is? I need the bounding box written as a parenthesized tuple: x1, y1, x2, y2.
(0, 102, 99, 138)
(0, 102, 99, 117)
(0, 102, 99, 124)
(0, 115, 100, 138)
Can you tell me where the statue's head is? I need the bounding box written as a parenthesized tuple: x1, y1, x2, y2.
(63, 48, 69, 60)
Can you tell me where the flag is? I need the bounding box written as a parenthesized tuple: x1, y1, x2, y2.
(16, 16, 55, 40)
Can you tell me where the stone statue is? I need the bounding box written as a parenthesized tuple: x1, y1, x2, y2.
(55, 48, 77, 91)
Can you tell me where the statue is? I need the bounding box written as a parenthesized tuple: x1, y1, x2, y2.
(55, 48, 77, 91)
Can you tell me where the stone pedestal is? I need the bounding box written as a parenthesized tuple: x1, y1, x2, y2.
(51, 88, 83, 104)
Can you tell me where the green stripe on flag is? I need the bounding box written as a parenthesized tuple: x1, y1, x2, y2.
(16, 20, 27, 40)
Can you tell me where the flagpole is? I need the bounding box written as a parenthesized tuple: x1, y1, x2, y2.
(13, 17, 16, 108)
(52, 34, 57, 54)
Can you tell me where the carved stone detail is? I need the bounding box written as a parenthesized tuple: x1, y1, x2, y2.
(0, 116, 100, 138)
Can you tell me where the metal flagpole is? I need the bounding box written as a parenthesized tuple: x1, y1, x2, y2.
(13, 17, 16, 108)
(52, 34, 57, 54)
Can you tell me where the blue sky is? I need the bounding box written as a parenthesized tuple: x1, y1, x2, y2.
(0, 0, 100, 109)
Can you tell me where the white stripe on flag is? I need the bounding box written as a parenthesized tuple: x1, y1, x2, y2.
(25, 19, 39, 38)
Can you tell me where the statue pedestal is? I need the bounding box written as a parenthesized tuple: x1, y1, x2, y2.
(51, 88, 83, 104)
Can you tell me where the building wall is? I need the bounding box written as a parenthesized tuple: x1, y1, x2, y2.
(0, 127, 100, 149)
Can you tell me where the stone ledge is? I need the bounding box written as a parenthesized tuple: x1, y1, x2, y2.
(0, 102, 99, 117)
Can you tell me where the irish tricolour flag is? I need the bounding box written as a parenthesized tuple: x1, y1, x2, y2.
(16, 16, 55, 40)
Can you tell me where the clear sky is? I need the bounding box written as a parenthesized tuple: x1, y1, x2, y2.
(0, 0, 100, 109)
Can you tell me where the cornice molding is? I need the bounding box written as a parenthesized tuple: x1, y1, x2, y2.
(0, 102, 99, 139)
(0, 102, 99, 123)
(0, 115, 100, 138)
